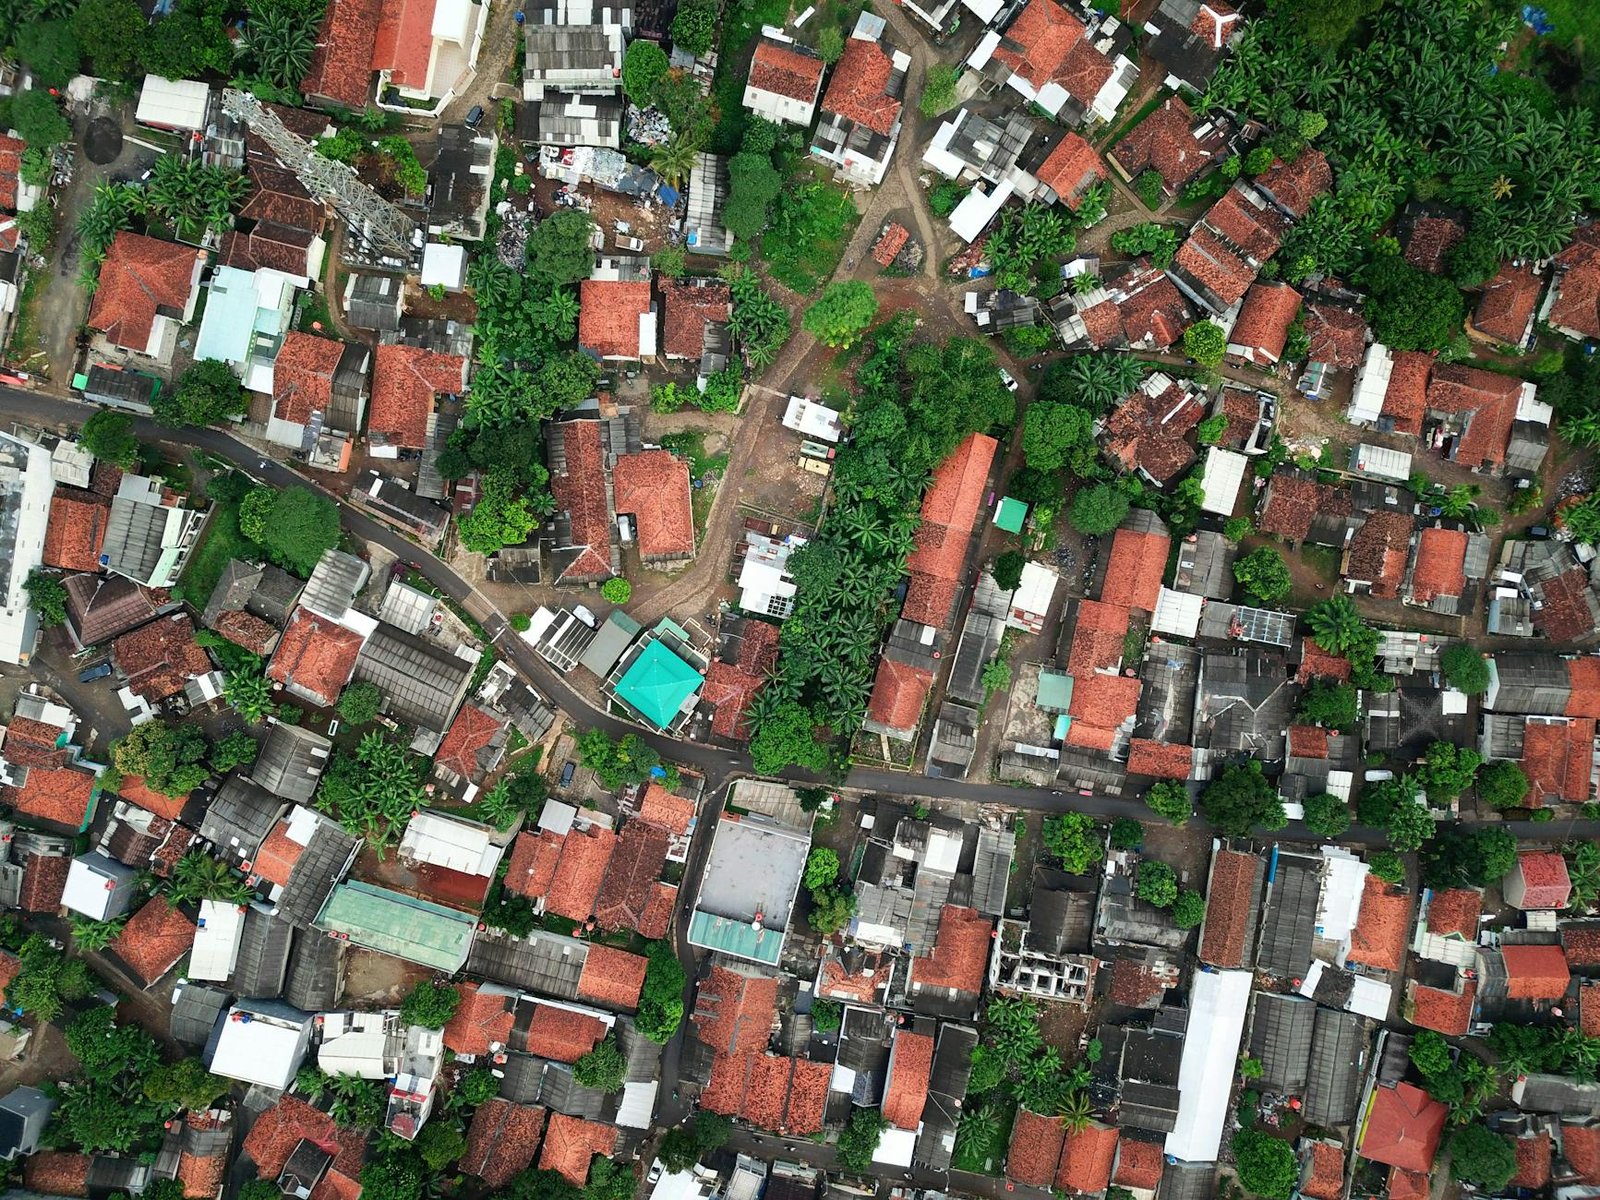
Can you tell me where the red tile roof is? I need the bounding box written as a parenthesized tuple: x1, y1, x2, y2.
(214, 609, 280, 656)
(1301, 1142, 1345, 1200)
(882, 1029, 934, 1130)
(268, 608, 364, 708)
(461, 1100, 546, 1188)
(1205, 186, 1289, 260)
(1067, 598, 1130, 676)
(1109, 957, 1166, 1007)
(1521, 717, 1596, 805)
(433, 703, 504, 783)
(88, 232, 203, 352)
(660, 277, 731, 360)
(873, 223, 910, 267)
(1199, 849, 1261, 968)
(822, 32, 902, 136)
(1512, 851, 1573, 909)
(1287, 725, 1329, 759)
(693, 965, 779, 1056)
(1387, 1168, 1429, 1200)
(538, 1113, 617, 1187)
(1065, 675, 1141, 750)
(1174, 226, 1259, 308)
(176, 1111, 231, 1200)
(1126, 739, 1192, 779)
(1427, 362, 1525, 470)
(866, 657, 934, 735)
(637, 782, 696, 835)
(1359, 1083, 1447, 1173)
(17, 851, 69, 912)
(3, 763, 96, 830)
(990, 0, 1093, 93)
(702, 621, 780, 741)
(1425, 889, 1481, 939)
(1511, 1132, 1552, 1189)
(702, 1052, 828, 1133)
(1550, 223, 1600, 340)
(443, 981, 516, 1056)
(1254, 150, 1331, 219)
(250, 820, 306, 887)
(0, 134, 24, 214)
(1114, 264, 1193, 350)
(904, 433, 999, 627)
(503, 829, 564, 899)
(1007, 1109, 1067, 1187)
(1057, 1123, 1119, 1194)
(1113, 1139, 1165, 1191)
(1259, 474, 1351, 544)
(220, 223, 320, 278)
(575, 941, 648, 1010)
(909, 904, 992, 996)
(786, 1058, 831, 1134)
(1228, 281, 1301, 362)
(521, 1003, 608, 1063)
(1565, 1125, 1600, 1184)
(579, 279, 653, 359)
(369, 344, 463, 449)
(1305, 303, 1368, 369)
(1102, 523, 1170, 612)
(1501, 943, 1571, 1000)
(2, 716, 67, 768)
(818, 950, 892, 1003)
(1473, 263, 1542, 344)
(594, 819, 673, 937)
(1408, 979, 1475, 1036)
(272, 332, 347, 428)
(1346, 511, 1413, 600)
(1036, 133, 1105, 211)
(1404, 214, 1464, 275)
(118, 774, 191, 822)
(302, 0, 380, 108)
(43, 487, 111, 573)
(1532, 566, 1600, 642)
(23, 1153, 90, 1197)
(614, 450, 695, 560)
(1408, 528, 1469, 604)
(109, 896, 196, 985)
(1568, 659, 1600, 718)
(1110, 95, 1216, 190)
(1580, 980, 1600, 1035)
(1101, 379, 1201, 482)
(1566, 925, 1600, 967)
(371, 0, 436, 88)
(748, 39, 825, 103)
(1379, 351, 1433, 436)
(549, 420, 614, 583)
(1347, 875, 1412, 973)
(545, 826, 617, 921)
(115, 613, 212, 702)
(0, 951, 20, 998)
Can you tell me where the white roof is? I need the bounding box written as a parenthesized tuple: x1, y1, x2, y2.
(950, 179, 1014, 243)
(1009, 561, 1058, 620)
(1316, 846, 1369, 943)
(616, 1080, 659, 1127)
(61, 856, 127, 921)
(188, 899, 247, 981)
(1347, 343, 1392, 425)
(966, 28, 1000, 70)
(873, 1127, 918, 1167)
(1165, 968, 1251, 1162)
(539, 798, 578, 836)
(1152, 586, 1204, 638)
(421, 243, 468, 288)
(398, 811, 503, 877)
(1199, 447, 1249, 515)
(1298, 960, 1392, 1019)
(783, 396, 843, 442)
(1350, 442, 1412, 482)
(962, 0, 1004, 23)
(136, 75, 210, 130)
(1516, 382, 1552, 426)
(649, 1170, 716, 1200)
(210, 1008, 312, 1089)
(318, 1011, 399, 1078)
(920, 116, 966, 179)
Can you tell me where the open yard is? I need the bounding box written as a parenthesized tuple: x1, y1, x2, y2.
(175, 499, 247, 607)
(759, 167, 862, 294)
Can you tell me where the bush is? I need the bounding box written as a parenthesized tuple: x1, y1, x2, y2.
(510, 612, 532, 632)
(670, 0, 717, 55)
(1368, 850, 1405, 883)
(1109, 817, 1143, 850)
(399, 980, 460, 1029)
(1172, 890, 1205, 928)
(993, 550, 1026, 592)
(1233, 546, 1292, 604)
(1232, 1130, 1298, 1199)
(1440, 643, 1489, 694)
(1042, 812, 1102, 874)
(1449, 1126, 1517, 1190)
(1069, 483, 1129, 535)
(803, 281, 878, 348)
(23, 572, 67, 626)
(920, 63, 959, 118)
(622, 39, 669, 103)
(601, 577, 631, 604)
(1134, 169, 1164, 208)
(336, 681, 383, 726)
(1136, 861, 1178, 908)
(638, 940, 686, 1043)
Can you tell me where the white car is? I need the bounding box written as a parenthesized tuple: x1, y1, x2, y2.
(647, 1163, 664, 1184)
(998, 367, 1018, 392)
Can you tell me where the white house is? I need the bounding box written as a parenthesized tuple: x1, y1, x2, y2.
(134, 76, 211, 132)
(61, 853, 139, 921)
(189, 899, 247, 982)
(397, 812, 504, 878)
(743, 35, 826, 127)
(0, 431, 53, 665)
(782, 396, 844, 442)
(194, 266, 301, 392)
(209, 1002, 315, 1090)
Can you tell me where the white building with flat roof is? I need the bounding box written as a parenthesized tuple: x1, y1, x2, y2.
(189, 899, 247, 981)
(1165, 968, 1250, 1162)
(783, 396, 844, 442)
(397, 812, 503, 877)
(0, 431, 54, 665)
(135, 75, 211, 131)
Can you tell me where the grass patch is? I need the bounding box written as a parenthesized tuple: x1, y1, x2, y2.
(1298, 544, 1340, 580)
(660, 430, 729, 478)
(8, 272, 46, 364)
(1536, 1, 1600, 51)
(759, 167, 860, 293)
(297, 290, 332, 334)
(951, 1092, 1015, 1175)
(176, 500, 248, 606)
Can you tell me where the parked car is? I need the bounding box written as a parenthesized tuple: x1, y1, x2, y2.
(77, 662, 113, 682)
(464, 104, 486, 130)
(998, 367, 1018, 392)
(559, 761, 577, 788)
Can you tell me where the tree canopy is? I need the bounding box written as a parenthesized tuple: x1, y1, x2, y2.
(1233, 547, 1292, 604)
(1200, 763, 1286, 836)
(156, 360, 247, 427)
(1042, 812, 1103, 874)
(803, 281, 879, 348)
(1232, 1130, 1298, 1199)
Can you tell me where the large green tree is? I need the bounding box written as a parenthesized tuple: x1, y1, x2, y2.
(15, 19, 81, 87)
(1449, 1127, 1516, 1190)
(157, 360, 247, 427)
(1232, 1130, 1298, 1199)
(1022, 401, 1096, 474)
(1042, 812, 1103, 874)
(1233, 546, 1292, 604)
(1360, 255, 1466, 352)
(70, 0, 145, 75)
(80, 409, 140, 467)
(1069, 484, 1129, 535)
(1200, 762, 1286, 837)
(526, 211, 596, 287)
(803, 281, 879, 348)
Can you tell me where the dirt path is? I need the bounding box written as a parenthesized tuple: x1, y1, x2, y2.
(441, 0, 523, 123)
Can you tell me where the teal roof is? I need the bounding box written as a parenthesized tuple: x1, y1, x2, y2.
(993, 496, 1027, 534)
(315, 880, 476, 972)
(1054, 713, 1072, 741)
(1036, 670, 1073, 713)
(688, 908, 784, 965)
(614, 638, 703, 730)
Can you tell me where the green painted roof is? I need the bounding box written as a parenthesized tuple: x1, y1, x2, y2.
(315, 880, 476, 972)
(993, 496, 1027, 534)
(1036, 670, 1073, 713)
(614, 638, 703, 730)
(688, 908, 784, 965)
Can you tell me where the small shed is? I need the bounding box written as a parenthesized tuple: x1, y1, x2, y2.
(189, 899, 248, 982)
(135, 75, 211, 132)
(1199, 447, 1249, 516)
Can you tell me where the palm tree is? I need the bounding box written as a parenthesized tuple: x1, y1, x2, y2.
(955, 1104, 1000, 1159)
(327, 1074, 383, 1129)
(1305, 595, 1368, 656)
(249, 6, 316, 88)
(69, 914, 125, 951)
(540, 288, 580, 337)
(1056, 1090, 1093, 1133)
(169, 851, 252, 905)
(650, 134, 701, 188)
(1438, 484, 1479, 520)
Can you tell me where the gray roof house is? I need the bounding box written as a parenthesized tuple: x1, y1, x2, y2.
(522, 23, 624, 101)
(1254, 851, 1323, 979)
(685, 154, 733, 256)
(203, 559, 302, 630)
(1302, 1007, 1368, 1128)
(1247, 993, 1316, 1095)
(0, 1087, 54, 1160)
(344, 273, 404, 333)
(101, 474, 208, 589)
(913, 1023, 977, 1173)
(200, 776, 289, 868)
(272, 816, 360, 929)
(231, 905, 294, 998)
(170, 982, 232, 1050)
(300, 550, 371, 620)
(1194, 650, 1293, 761)
(352, 624, 473, 749)
(529, 91, 624, 148)
(283, 931, 345, 1012)
(249, 723, 333, 805)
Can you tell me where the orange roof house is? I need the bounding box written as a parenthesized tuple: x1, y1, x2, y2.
(520, 1004, 608, 1063)
(882, 1029, 934, 1130)
(302, 0, 381, 108)
(442, 981, 516, 1057)
(700, 1052, 830, 1133)
(592, 821, 675, 939)
(547, 419, 618, 585)
(701, 620, 779, 741)
(907, 904, 992, 1003)
(107, 896, 195, 986)
(1199, 849, 1263, 969)
(659, 277, 732, 362)
(744, 39, 826, 125)
(1254, 150, 1332, 219)
(1548, 223, 1600, 342)
(1345, 511, 1414, 601)
(1424, 363, 1528, 472)
(1126, 739, 1192, 780)
(864, 657, 934, 740)
(538, 1113, 616, 1188)
(113, 613, 212, 702)
(369, 344, 465, 451)
(1057, 1124, 1119, 1194)
(579, 279, 655, 361)
(692, 965, 779, 1056)
(88, 232, 206, 359)
(3, 761, 97, 832)
(1098, 375, 1204, 483)
(1500, 943, 1571, 1001)
(271, 331, 356, 432)
(1035, 133, 1105, 211)
(1225, 281, 1301, 366)
(903, 433, 999, 627)
(1108, 94, 1222, 192)
(1300, 1142, 1345, 1200)
(1505, 851, 1573, 910)
(1520, 718, 1597, 806)
(1101, 520, 1170, 613)
(1346, 875, 1412, 973)
(1258, 473, 1351, 544)
(1007, 1109, 1067, 1188)
(613, 450, 695, 564)
(268, 608, 364, 708)
(574, 944, 648, 1010)
(43, 488, 111, 573)
(1407, 978, 1475, 1037)
(820, 28, 903, 138)
(1471, 262, 1542, 347)
(1358, 1083, 1447, 1173)
(1405, 527, 1470, 608)
(544, 826, 618, 922)
(460, 1100, 546, 1188)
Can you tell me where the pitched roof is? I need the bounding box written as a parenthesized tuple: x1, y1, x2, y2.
(1346, 511, 1413, 600)
(23, 1152, 90, 1197)
(1381, 351, 1433, 436)
(3, 716, 67, 769)
(43, 487, 111, 573)
(538, 1113, 616, 1187)
(371, 0, 437, 87)
(369, 344, 464, 449)
(1403, 213, 1464, 274)
(1007, 1109, 1067, 1188)
(909, 904, 992, 995)
(1521, 717, 1596, 805)
(1057, 1123, 1119, 1194)
(4, 763, 96, 830)
(637, 782, 697, 835)
(748, 39, 825, 103)
(700, 1052, 829, 1133)
(1426, 362, 1524, 470)
(578, 279, 653, 359)
(1174, 225, 1259, 308)
(1102, 522, 1170, 612)
(108, 896, 196, 985)
(243, 1093, 364, 1181)
(0, 135, 26, 215)
(272, 332, 348, 427)
(1565, 1125, 1600, 1184)
(1424, 889, 1481, 939)
(114, 613, 213, 701)
(866, 657, 934, 735)
(214, 609, 279, 656)
(1304, 302, 1368, 369)
(660, 277, 731, 360)
(1358, 1083, 1447, 1173)
(903, 433, 999, 627)
(442, 980, 516, 1056)
(692, 965, 780, 1056)
(1549, 223, 1600, 339)
(702, 621, 780, 741)
(1258, 474, 1351, 543)
(1387, 1168, 1429, 1200)
(1109, 94, 1216, 189)
(1036, 133, 1105, 210)
(593, 820, 673, 937)
(1408, 979, 1475, 1036)
(873, 223, 910, 267)
(1408, 527, 1469, 604)
(1511, 1132, 1552, 1189)
(433, 703, 504, 783)
(175, 1110, 231, 1200)
(1501, 943, 1571, 1000)
(545, 826, 617, 921)
(1100, 377, 1202, 482)
(1301, 1142, 1345, 1200)
(1286, 725, 1329, 759)
(1473, 262, 1542, 343)
(268, 608, 364, 708)
(1126, 738, 1192, 779)
(1199, 849, 1262, 968)
(549, 420, 614, 583)
(1512, 851, 1572, 908)
(522, 1003, 608, 1063)
(87, 232, 203, 351)
(502, 829, 564, 899)
(1065, 674, 1141, 750)
(613, 451, 695, 559)
(1567, 924, 1600, 967)
(821, 31, 902, 136)
(1531, 566, 1600, 642)
(575, 943, 648, 1009)
(1569, 659, 1600, 717)
(882, 1029, 935, 1130)
(1347, 876, 1411, 973)
(117, 774, 190, 822)
(1583, 980, 1600, 1035)
(1229, 281, 1301, 360)
(1254, 150, 1331, 218)
(460, 1100, 547, 1188)
(302, 0, 381, 107)
(1112, 1138, 1165, 1191)
(991, 0, 1090, 92)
